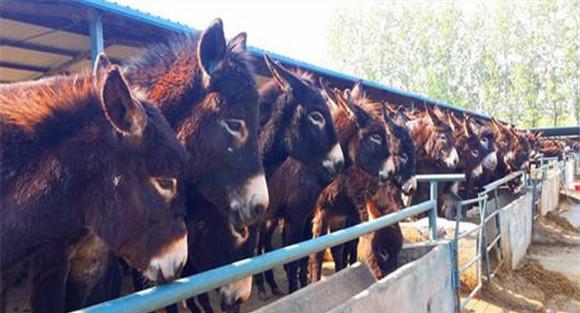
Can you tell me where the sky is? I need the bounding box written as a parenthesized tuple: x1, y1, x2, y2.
(114, 0, 353, 71)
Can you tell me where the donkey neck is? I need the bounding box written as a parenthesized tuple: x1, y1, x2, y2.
(123, 36, 204, 129)
(259, 87, 297, 175)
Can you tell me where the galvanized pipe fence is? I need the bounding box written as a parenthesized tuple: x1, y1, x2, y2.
(74, 154, 578, 313)
(74, 174, 465, 313)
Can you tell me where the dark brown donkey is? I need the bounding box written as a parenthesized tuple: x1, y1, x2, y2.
(124, 19, 268, 226)
(309, 83, 397, 282)
(404, 106, 460, 217)
(253, 63, 345, 298)
(66, 19, 269, 312)
(0, 60, 188, 312)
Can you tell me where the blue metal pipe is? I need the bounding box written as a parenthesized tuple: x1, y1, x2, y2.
(74, 200, 435, 313)
(429, 181, 439, 240)
(417, 174, 466, 182)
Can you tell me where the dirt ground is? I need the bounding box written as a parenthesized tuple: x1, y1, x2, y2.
(463, 195, 580, 313)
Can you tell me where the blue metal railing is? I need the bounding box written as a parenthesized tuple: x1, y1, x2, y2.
(74, 174, 465, 313)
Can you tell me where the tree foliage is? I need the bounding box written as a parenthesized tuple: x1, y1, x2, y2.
(327, 0, 579, 127)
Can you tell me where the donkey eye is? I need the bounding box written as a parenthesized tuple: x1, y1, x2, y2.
(222, 119, 247, 140)
(150, 177, 177, 200)
(472, 149, 480, 156)
(370, 134, 382, 145)
(308, 111, 325, 128)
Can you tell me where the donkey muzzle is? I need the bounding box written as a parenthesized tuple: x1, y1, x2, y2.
(401, 176, 417, 195)
(220, 276, 252, 312)
(378, 157, 396, 182)
(322, 143, 345, 177)
(482, 151, 498, 171)
(444, 148, 459, 169)
(229, 174, 269, 226)
(142, 234, 187, 283)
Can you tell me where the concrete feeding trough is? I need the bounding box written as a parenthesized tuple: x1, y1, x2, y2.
(253, 243, 455, 313)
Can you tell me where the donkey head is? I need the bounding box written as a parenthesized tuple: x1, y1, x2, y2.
(448, 113, 489, 178)
(332, 82, 393, 182)
(261, 56, 344, 178)
(489, 118, 516, 170)
(177, 20, 267, 226)
(90, 54, 188, 282)
(383, 105, 417, 196)
(410, 106, 458, 170)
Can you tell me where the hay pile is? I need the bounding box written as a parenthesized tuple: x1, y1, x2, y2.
(517, 260, 580, 300)
(544, 211, 579, 233)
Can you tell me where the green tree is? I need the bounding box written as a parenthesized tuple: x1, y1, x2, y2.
(327, 0, 580, 127)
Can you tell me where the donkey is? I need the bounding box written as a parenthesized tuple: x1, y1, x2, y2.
(124, 19, 268, 226)
(253, 64, 345, 297)
(308, 83, 398, 283)
(168, 199, 259, 313)
(404, 106, 460, 217)
(338, 103, 418, 269)
(0, 57, 188, 313)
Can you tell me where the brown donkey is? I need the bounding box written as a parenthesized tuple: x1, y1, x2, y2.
(309, 82, 396, 283)
(124, 19, 268, 226)
(0, 58, 188, 312)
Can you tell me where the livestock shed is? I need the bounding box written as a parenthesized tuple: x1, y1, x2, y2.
(0, 0, 495, 122)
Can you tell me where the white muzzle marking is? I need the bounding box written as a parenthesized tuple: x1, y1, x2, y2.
(505, 151, 515, 163)
(322, 143, 344, 174)
(220, 276, 253, 306)
(445, 148, 459, 168)
(401, 193, 413, 206)
(472, 164, 483, 178)
(482, 152, 498, 171)
(230, 174, 269, 225)
(379, 156, 396, 179)
(401, 176, 417, 194)
(142, 235, 188, 282)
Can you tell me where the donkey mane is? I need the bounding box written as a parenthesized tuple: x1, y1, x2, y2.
(0, 73, 97, 135)
(124, 33, 256, 126)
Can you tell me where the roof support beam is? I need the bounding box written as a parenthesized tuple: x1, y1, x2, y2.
(0, 61, 47, 72)
(88, 9, 103, 69)
(0, 38, 80, 57)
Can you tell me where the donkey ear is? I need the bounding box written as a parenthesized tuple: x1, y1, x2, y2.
(198, 19, 227, 86)
(351, 80, 365, 101)
(100, 66, 148, 136)
(463, 117, 475, 137)
(264, 54, 305, 95)
(366, 200, 380, 221)
(318, 77, 339, 111)
(227, 32, 247, 53)
(92, 52, 112, 77)
(425, 106, 441, 125)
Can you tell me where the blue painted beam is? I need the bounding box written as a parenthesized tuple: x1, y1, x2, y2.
(71, 0, 494, 122)
(88, 9, 104, 69)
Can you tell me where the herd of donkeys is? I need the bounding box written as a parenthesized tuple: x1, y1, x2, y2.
(1, 19, 575, 313)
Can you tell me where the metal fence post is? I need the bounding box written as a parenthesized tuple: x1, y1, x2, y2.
(453, 200, 462, 312)
(429, 181, 439, 240)
(88, 9, 104, 68)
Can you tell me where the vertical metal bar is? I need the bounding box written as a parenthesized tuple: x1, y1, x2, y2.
(480, 192, 492, 281)
(429, 181, 439, 240)
(88, 9, 104, 68)
(453, 201, 462, 312)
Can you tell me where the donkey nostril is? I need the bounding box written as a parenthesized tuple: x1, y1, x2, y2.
(252, 204, 265, 220)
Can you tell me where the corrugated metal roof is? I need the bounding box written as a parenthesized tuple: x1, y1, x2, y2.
(0, 19, 88, 51)
(0, 67, 39, 82)
(1, 0, 497, 123)
(0, 46, 72, 68)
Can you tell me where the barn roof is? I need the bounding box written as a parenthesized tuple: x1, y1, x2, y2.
(2, 0, 494, 121)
